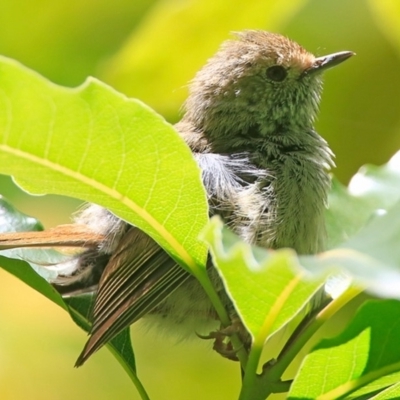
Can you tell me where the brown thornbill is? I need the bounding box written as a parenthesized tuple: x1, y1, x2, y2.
(0, 31, 354, 365)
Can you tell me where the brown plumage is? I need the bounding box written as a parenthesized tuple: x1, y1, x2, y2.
(0, 31, 354, 366)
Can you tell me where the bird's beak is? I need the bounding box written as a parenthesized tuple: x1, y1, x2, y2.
(304, 51, 355, 75)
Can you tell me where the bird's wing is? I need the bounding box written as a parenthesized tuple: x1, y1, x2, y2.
(75, 227, 190, 366)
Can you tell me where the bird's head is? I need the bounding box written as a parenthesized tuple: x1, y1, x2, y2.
(183, 31, 353, 151)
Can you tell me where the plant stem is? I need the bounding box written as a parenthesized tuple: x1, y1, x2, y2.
(267, 286, 363, 382)
(240, 342, 264, 399)
(196, 269, 249, 368)
(110, 348, 151, 400)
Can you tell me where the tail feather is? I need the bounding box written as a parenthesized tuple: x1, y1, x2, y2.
(0, 224, 104, 250)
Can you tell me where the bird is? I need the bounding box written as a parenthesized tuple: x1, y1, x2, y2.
(0, 31, 354, 366)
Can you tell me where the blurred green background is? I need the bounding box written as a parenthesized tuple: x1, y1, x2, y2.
(0, 0, 399, 399)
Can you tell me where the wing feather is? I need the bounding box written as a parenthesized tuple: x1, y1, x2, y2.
(75, 228, 190, 366)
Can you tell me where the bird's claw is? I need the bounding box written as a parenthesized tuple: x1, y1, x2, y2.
(197, 319, 247, 361)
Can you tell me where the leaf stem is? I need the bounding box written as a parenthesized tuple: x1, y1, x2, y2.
(195, 269, 249, 368)
(239, 341, 264, 399)
(267, 285, 363, 382)
(67, 303, 149, 399)
(107, 346, 151, 400)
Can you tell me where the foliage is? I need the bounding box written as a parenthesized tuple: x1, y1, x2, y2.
(1, 55, 400, 399)
(0, 0, 400, 399)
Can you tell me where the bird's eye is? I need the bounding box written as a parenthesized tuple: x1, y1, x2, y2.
(266, 65, 287, 82)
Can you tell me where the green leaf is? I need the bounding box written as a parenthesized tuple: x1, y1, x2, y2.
(203, 217, 328, 400)
(346, 151, 400, 209)
(326, 151, 400, 248)
(0, 255, 66, 309)
(0, 196, 66, 297)
(0, 195, 77, 282)
(65, 295, 136, 374)
(203, 217, 326, 344)
(325, 178, 372, 248)
(0, 198, 143, 393)
(302, 198, 400, 299)
(369, 381, 400, 399)
(64, 293, 96, 332)
(289, 300, 400, 400)
(0, 195, 43, 233)
(307, 152, 400, 299)
(0, 55, 208, 273)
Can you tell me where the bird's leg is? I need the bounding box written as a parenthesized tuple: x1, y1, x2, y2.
(197, 316, 250, 361)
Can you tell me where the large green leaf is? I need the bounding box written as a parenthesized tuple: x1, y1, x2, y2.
(0, 56, 208, 273)
(326, 151, 400, 248)
(346, 151, 400, 209)
(302, 200, 400, 299)
(369, 381, 400, 399)
(203, 216, 327, 400)
(203, 217, 326, 345)
(289, 300, 400, 399)
(325, 178, 372, 249)
(204, 151, 400, 398)
(302, 152, 400, 300)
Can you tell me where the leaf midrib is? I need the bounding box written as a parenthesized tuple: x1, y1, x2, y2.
(0, 143, 196, 269)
